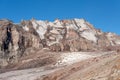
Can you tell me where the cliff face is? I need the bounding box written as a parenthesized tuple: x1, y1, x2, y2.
(30, 18, 120, 52)
(0, 19, 120, 80)
(0, 20, 43, 67)
(0, 19, 120, 67)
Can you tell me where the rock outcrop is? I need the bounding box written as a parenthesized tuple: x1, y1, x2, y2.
(0, 18, 120, 67)
(0, 19, 43, 67)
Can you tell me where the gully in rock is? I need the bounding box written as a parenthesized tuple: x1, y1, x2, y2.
(2, 26, 13, 54)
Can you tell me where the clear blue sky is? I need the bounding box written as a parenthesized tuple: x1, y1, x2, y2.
(0, 0, 120, 34)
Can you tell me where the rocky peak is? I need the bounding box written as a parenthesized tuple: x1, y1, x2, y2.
(0, 18, 120, 67)
(27, 18, 120, 51)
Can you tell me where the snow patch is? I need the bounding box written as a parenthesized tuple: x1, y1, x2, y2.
(74, 18, 87, 29)
(32, 20, 47, 39)
(81, 30, 97, 43)
(114, 40, 120, 45)
(23, 25, 29, 31)
(55, 52, 94, 66)
(53, 20, 63, 28)
(0, 67, 58, 80)
(106, 32, 120, 45)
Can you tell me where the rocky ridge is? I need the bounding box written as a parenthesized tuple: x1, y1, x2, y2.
(0, 18, 120, 67)
(0, 18, 120, 80)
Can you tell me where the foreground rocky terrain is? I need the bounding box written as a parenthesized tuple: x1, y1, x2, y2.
(0, 51, 120, 80)
(0, 18, 120, 80)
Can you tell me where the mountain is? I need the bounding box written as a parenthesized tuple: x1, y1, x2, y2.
(23, 18, 120, 51)
(0, 18, 120, 80)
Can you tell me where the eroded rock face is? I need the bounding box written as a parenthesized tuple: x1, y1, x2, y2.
(37, 18, 120, 52)
(0, 18, 120, 67)
(0, 20, 43, 67)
